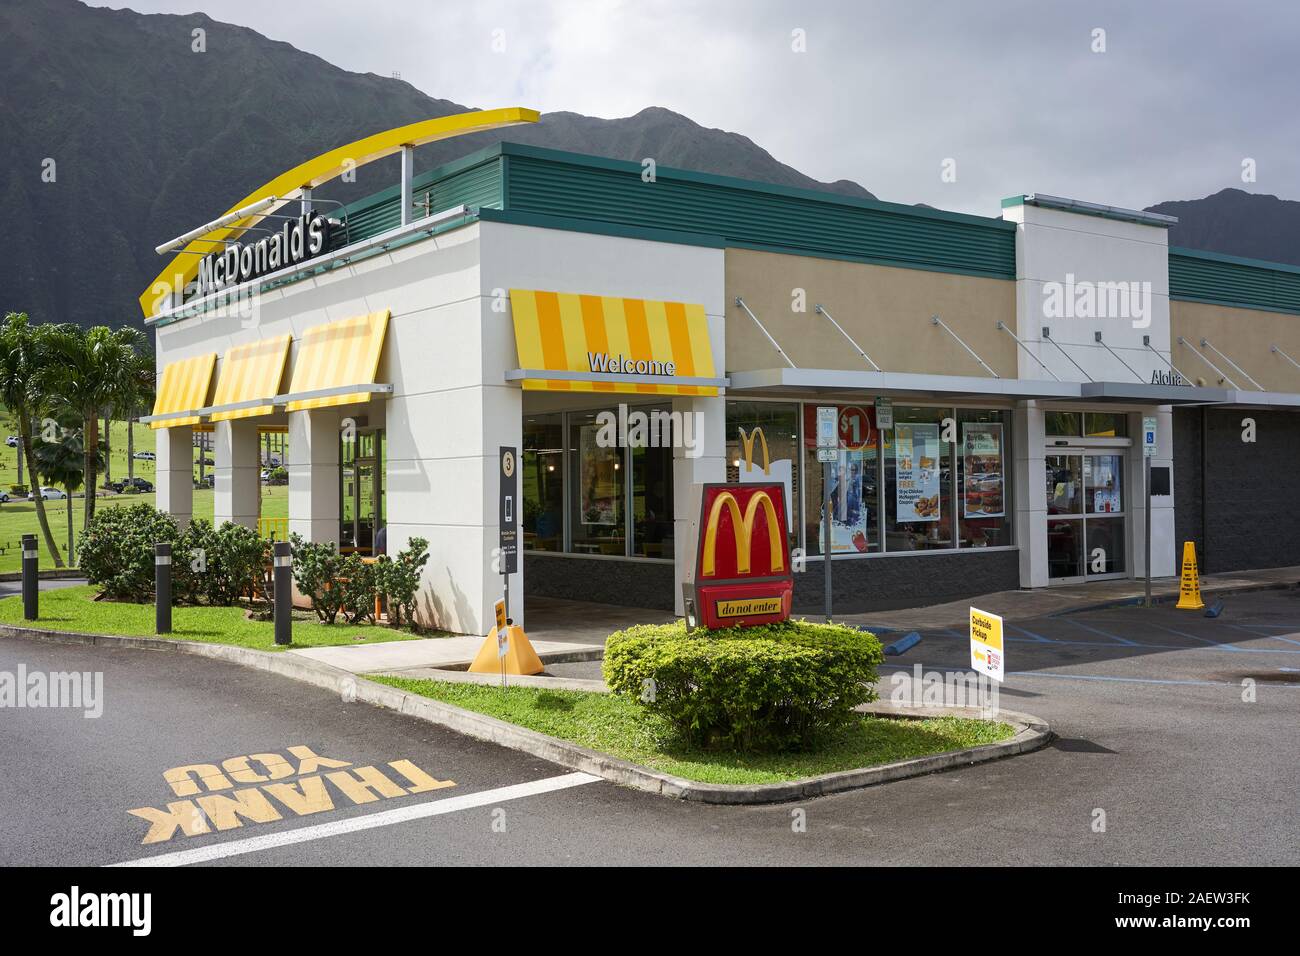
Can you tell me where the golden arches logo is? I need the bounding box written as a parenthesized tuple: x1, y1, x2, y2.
(701, 490, 784, 577)
(738, 427, 770, 474)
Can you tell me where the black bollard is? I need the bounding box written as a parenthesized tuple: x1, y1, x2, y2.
(273, 541, 292, 646)
(155, 542, 172, 634)
(21, 533, 38, 621)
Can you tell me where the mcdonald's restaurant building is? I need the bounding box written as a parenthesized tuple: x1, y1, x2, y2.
(142, 116, 1300, 635)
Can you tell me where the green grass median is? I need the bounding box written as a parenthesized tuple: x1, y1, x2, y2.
(0, 584, 422, 651)
(369, 675, 1015, 785)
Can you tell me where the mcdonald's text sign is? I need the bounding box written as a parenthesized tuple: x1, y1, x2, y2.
(694, 482, 793, 629)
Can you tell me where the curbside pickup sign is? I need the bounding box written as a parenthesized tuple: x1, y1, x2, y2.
(969, 607, 1005, 682)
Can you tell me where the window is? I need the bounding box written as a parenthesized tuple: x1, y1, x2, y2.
(726, 401, 800, 548)
(1045, 411, 1081, 436)
(802, 403, 880, 554)
(957, 408, 1012, 548)
(884, 406, 952, 551)
(631, 410, 674, 557)
(522, 414, 564, 552)
(1084, 413, 1128, 438)
(569, 410, 625, 555)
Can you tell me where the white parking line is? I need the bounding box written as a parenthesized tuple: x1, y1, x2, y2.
(108, 772, 602, 867)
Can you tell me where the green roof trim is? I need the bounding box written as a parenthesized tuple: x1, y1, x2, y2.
(330, 141, 1017, 280)
(1170, 246, 1300, 315)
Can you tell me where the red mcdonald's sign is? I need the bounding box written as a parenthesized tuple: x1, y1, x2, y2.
(694, 481, 793, 629)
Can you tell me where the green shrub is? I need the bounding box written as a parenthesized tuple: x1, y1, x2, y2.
(289, 534, 346, 624)
(203, 522, 270, 606)
(603, 619, 884, 752)
(375, 537, 429, 630)
(269, 466, 288, 483)
(10, 484, 28, 496)
(122, 484, 140, 495)
(78, 503, 179, 601)
(172, 519, 215, 605)
(336, 552, 378, 625)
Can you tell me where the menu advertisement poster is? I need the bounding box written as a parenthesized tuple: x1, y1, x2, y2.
(803, 404, 876, 552)
(895, 423, 941, 522)
(963, 423, 1005, 518)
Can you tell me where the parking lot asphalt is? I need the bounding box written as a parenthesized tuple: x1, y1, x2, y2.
(1, 588, 1297, 866)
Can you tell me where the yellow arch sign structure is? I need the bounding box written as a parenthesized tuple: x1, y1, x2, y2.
(139, 106, 540, 318)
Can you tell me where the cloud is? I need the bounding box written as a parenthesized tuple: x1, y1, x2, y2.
(85, 0, 1300, 214)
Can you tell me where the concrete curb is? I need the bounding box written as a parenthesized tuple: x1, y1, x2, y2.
(0, 622, 1051, 805)
(1051, 580, 1295, 617)
(0, 570, 88, 582)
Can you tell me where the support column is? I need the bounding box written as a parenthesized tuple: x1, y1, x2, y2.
(1013, 400, 1048, 588)
(672, 394, 726, 615)
(287, 409, 340, 545)
(155, 425, 194, 528)
(213, 420, 261, 529)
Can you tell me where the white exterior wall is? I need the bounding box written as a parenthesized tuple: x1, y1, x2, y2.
(478, 221, 726, 630)
(1004, 201, 1177, 583)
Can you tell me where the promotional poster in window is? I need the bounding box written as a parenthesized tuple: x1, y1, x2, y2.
(803, 404, 877, 553)
(963, 423, 1005, 518)
(896, 423, 942, 522)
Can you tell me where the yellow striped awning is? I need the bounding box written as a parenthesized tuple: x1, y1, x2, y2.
(284, 310, 390, 411)
(509, 290, 718, 396)
(149, 353, 216, 429)
(209, 334, 292, 422)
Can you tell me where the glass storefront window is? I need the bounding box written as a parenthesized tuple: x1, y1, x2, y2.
(957, 408, 1012, 548)
(1084, 413, 1128, 438)
(1085, 454, 1123, 513)
(1046, 454, 1083, 514)
(569, 410, 625, 555)
(1045, 411, 1081, 436)
(803, 403, 880, 555)
(523, 414, 564, 552)
(885, 406, 952, 551)
(726, 401, 800, 548)
(631, 407, 674, 558)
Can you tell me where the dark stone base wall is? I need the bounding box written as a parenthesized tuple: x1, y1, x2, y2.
(524, 553, 676, 611)
(792, 548, 1022, 614)
(1173, 407, 1300, 573)
(524, 548, 1021, 615)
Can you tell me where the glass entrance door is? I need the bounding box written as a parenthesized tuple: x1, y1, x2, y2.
(1045, 450, 1126, 583)
(340, 430, 384, 555)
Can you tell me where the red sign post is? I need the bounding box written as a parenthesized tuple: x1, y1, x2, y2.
(693, 482, 794, 629)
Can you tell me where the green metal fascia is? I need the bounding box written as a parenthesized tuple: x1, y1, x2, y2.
(1169, 247, 1300, 316)
(498, 149, 1016, 279)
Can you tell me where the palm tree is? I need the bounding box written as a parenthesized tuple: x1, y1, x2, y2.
(37, 323, 147, 527)
(32, 420, 99, 564)
(121, 344, 155, 484)
(0, 313, 64, 566)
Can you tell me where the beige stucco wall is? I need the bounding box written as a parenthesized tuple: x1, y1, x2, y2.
(724, 248, 1017, 376)
(1170, 300, 1300, 392)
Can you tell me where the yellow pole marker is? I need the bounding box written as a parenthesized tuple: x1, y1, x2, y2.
(140, 106, 540, 318)
(1175, 541, 1205, 610)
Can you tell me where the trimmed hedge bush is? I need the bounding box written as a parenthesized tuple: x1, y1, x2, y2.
(78, 503, 180, 601)
(604, 619, 884, 752)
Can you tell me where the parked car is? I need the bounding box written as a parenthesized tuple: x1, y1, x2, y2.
(260, 469, 271, 482)
(198, 456, 215, 466)
(108, 477, 154, 494)
(30, 486, 66, 500)
(4, 436, 18, 448)
(132, 451, 156, 461)
(0, 490, 9, 503)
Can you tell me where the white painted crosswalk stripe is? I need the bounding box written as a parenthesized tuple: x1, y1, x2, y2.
(109, 772, 602, 867)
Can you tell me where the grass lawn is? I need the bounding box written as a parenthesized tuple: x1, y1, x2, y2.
(0, 486, 287, 573)
(369, 676, 1016, 785)
(0, 584, 422, 651)
(1, 406, 289, 573)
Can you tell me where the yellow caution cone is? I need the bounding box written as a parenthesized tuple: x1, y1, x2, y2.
(1175, 541, 1205, 610)
(467, 624, 544, 676)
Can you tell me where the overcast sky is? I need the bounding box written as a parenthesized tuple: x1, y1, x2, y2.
(88, 0, 1299, 215)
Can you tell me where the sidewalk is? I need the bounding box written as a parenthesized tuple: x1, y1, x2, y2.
(837, 565, 1300, 633)
(286, 566, 1298, 673)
